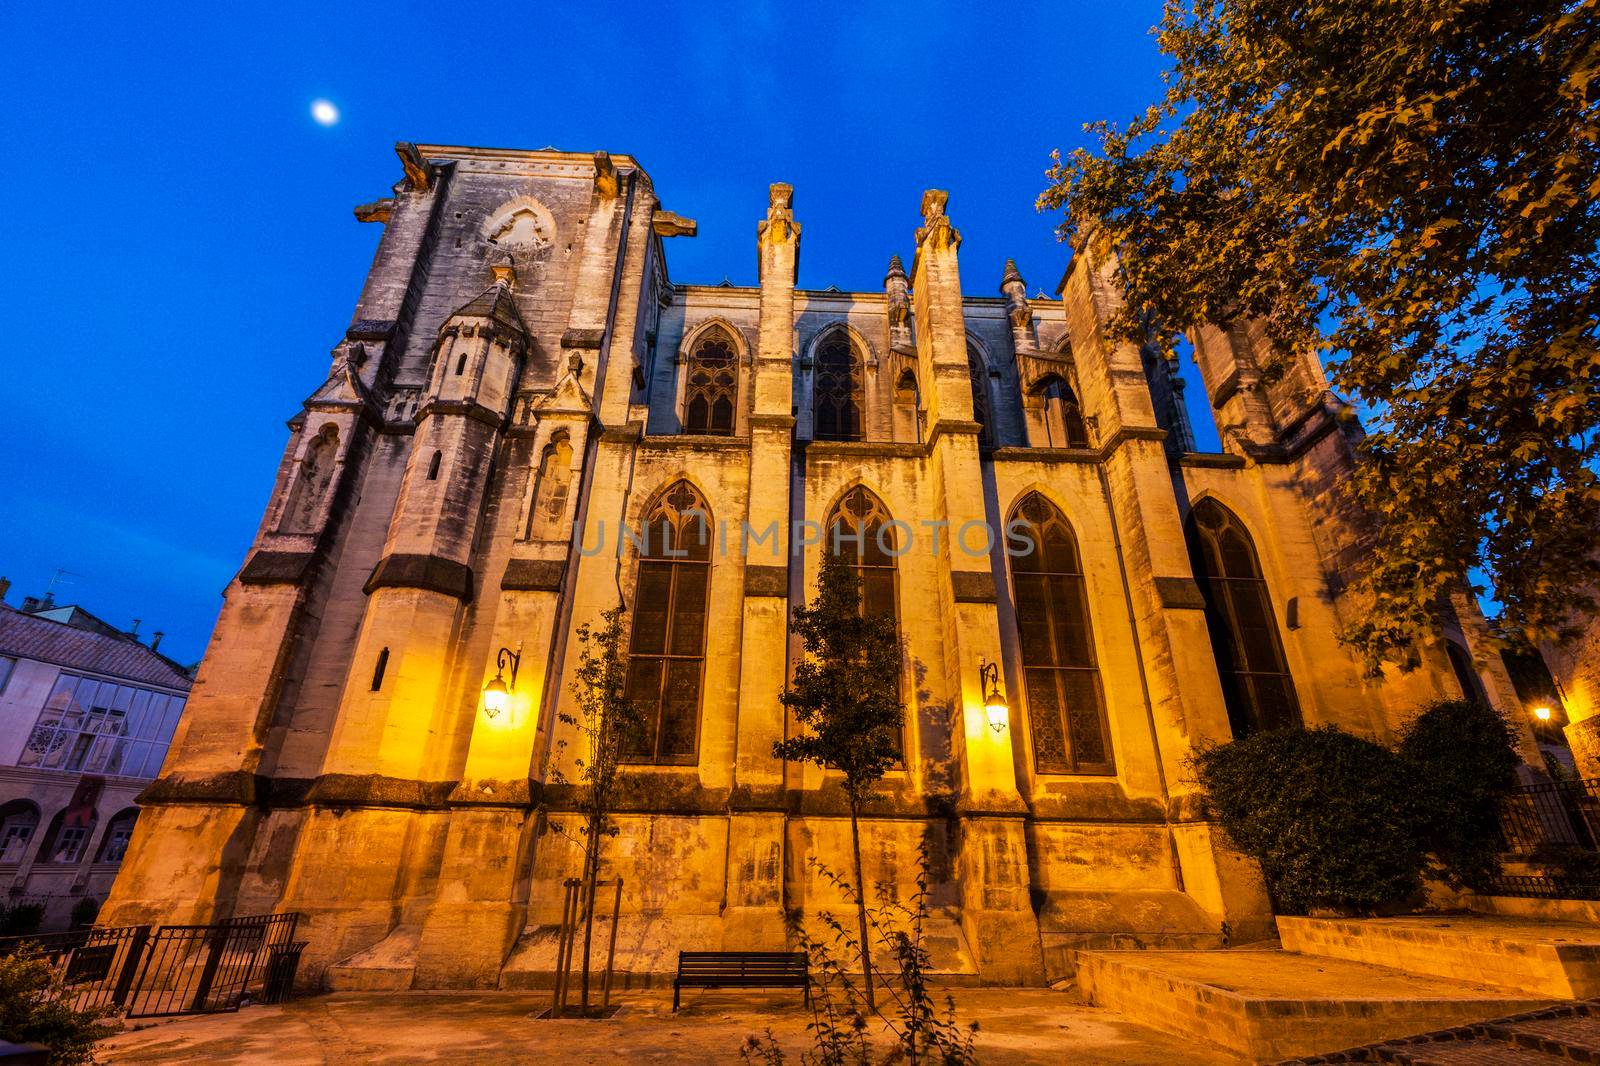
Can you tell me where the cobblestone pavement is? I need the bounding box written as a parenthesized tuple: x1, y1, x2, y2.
(1287, 999, 1600, 1064)
(99, 988, 1241, 1064)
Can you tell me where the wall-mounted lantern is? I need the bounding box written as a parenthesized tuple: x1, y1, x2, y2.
(482, 643, 522, 718)
(979, 658, 1009, 734)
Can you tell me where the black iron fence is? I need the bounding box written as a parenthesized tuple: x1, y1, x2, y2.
(0, 912, 304, 1018)
(1498, 778, 1600, 853)
(1493, 778, 1600, 900)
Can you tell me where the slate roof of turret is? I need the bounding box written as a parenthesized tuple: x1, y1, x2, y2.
(450, 282, 528, 334)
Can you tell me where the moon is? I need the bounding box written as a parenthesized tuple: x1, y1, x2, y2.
(311, 99, 340, 127)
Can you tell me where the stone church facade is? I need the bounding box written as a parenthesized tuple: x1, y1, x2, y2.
(102, 143, 1527, 988)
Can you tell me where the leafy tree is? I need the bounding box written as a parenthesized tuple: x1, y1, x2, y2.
(1040, 0, 1600, 666)
(0, 952, 120, 1065)
(775, 550, 904, 1011)
(552, 605, 649, 1016)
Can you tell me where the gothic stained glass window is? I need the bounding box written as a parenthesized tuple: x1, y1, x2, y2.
(826, 486, 899, 624)
(826, 485, 903, 752)
(1185, 499, 1301, 736)
(968, 344, 993, 448)
(683, 329, 738, 436)
(624, 481, 712, 764)
(813, 332, 863, 442)
(1007, 493, 1114, 774)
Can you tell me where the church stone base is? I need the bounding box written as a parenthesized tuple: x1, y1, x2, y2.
(109, 799, 1270, 993)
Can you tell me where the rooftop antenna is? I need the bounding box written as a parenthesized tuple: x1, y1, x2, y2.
(43, 568, 80, 608)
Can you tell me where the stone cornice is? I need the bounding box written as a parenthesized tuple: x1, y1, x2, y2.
(364, 553, 475, 603)
(638, 433, 751, 452)
(137, 769, 1221, 828)
(416, 398, 508, 431)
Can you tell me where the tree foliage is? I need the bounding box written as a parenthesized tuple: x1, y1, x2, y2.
(1041, 0, 1600, 665)
(776, 550, 905, 1009)
(0, 953, 120, 1065)
(776, 551, 904, 804)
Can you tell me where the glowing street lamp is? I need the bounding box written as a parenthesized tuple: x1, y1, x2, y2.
(979, 659, 1009, 734)
(482, 644, 522, 718)
(1534, 705, 1553, 722)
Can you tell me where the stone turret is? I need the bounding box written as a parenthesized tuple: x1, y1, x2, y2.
(1000, 258, 1032, 350)
(885, 254, 911, 350)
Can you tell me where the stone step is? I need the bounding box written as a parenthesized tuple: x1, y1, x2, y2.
(1076, 948, 1551, 1062)
(1278, 915, 1600, 999)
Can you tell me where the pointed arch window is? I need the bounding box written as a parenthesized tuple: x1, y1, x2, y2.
(813, 332, 863, 442)
(684, 329, 738, 436)
(1037, 376, 1088, 448)
(1185, 499, 1300, 736)
(625, 481, 712, 764)
(968, 344, 994, 448)
(1007, 494, 1113, 774)
(826, 486, 902, 754)
(826, 486, 899, 622)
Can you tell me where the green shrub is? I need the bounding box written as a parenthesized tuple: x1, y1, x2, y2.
(1398, 699, 1521, 891)
(0, 904, 45, 938)
(67, 900, 99, 931)
(0, 953, 120, 1065)
(1195, 727, 1423, 914)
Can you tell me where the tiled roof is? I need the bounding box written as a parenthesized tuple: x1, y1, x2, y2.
(0, 607, 192, 691)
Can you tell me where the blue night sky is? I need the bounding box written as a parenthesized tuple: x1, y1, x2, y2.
(0, 2, 1193, 665)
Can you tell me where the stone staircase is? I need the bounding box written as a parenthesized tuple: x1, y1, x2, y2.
(1076, 915, 1600, 1062)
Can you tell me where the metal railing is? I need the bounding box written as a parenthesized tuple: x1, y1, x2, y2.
(1487, 872, 1600, 901)
(123, 913, 300, 1017)
(1498, 778, 1600, 853)
(0, 912, 302, 1018)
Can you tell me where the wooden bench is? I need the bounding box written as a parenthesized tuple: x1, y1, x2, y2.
(672, 951, 809, 1010)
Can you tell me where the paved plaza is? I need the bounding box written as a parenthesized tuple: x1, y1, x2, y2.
(100, 988, 1237, 1064)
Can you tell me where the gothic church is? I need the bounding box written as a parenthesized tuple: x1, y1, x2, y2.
(102, 143, 1529, 987)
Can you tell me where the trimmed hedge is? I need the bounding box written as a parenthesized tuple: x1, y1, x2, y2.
(1197, 726, 1422, 913)
(1399, 699, 1521, 891)
(1196, 700, 1522, 914)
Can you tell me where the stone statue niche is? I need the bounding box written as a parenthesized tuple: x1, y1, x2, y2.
(280, 424, 339, 533)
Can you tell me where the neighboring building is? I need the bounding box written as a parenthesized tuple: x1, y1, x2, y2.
(0, 589, 191, 931)
(103, 143, 1533, 988)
